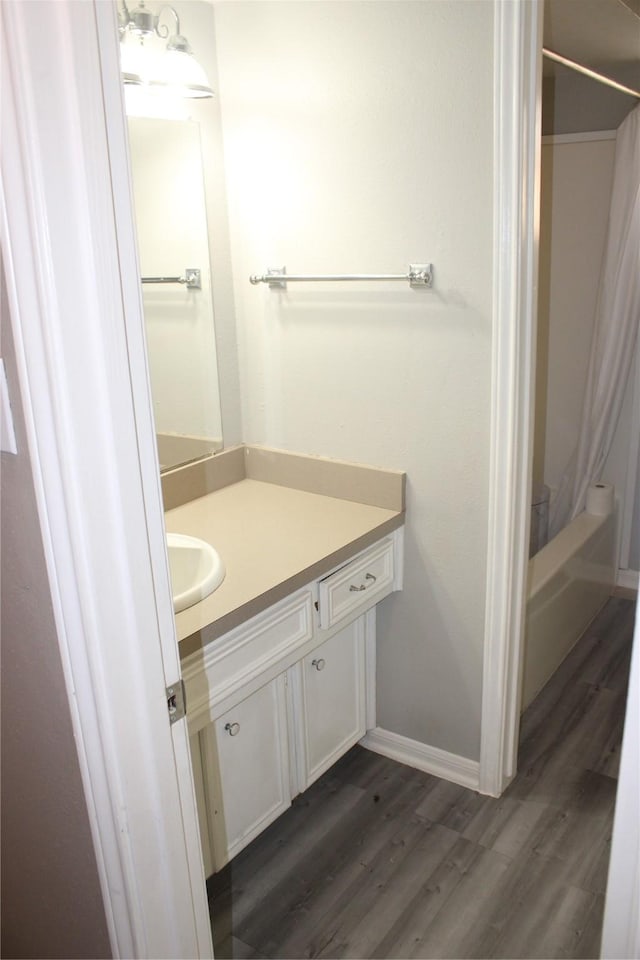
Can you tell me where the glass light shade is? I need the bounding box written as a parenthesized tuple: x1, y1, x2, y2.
(120, 35, 161, 86)
(120, 33, 213, 99)
(150, 48, 213, 99)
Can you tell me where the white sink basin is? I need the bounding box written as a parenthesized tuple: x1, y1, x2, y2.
(166, 533, 225, 613)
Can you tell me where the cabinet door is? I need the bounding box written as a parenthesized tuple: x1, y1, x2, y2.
(298, 618, 366, 790)
(201, 675, 291, 870)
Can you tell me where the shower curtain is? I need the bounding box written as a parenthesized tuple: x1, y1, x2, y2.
(549, 103, 640, 539)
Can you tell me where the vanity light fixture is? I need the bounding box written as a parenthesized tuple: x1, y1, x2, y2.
(119, 0, 213, 99)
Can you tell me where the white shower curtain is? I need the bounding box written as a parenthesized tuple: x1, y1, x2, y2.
(549, 103, 640, 539)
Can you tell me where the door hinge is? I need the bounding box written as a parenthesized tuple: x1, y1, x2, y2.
(166, 679, 187, 724)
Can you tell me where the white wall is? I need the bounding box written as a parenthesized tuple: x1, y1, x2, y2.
(214, 1, 494, 760)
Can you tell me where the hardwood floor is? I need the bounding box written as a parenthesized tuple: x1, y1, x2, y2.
(208, 596, 635, 959)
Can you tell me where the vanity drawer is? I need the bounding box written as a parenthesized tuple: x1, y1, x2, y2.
(184, 589, 313, 727)
(318, 538, 394, 629)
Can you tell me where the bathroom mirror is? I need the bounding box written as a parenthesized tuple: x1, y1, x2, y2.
(127, 116, 223, 471)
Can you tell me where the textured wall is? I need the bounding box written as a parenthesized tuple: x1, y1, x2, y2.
(214, 1, 494, 760)
(0, 263, 111, 959)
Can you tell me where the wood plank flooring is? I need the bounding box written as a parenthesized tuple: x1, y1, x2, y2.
(208, 596, 635, 959)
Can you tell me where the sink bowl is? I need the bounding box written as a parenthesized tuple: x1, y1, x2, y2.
(166, 533, 225, 613)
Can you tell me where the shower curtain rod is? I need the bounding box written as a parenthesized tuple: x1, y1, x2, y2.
(543, 47, 640, 100)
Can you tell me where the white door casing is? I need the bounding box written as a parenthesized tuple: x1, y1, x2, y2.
(601, 600, 640, 959)
(479, 0, 543, 797)
(1, 1, 212, 956)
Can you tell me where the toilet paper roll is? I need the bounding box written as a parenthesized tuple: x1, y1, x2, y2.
(585, 482, 614, 517)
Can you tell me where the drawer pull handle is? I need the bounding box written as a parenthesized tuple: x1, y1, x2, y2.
(224, 722, 241, 736)
(311, 658, 326, 671)
(349, 572, 377, 593)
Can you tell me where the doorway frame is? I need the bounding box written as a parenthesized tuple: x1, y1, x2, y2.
(479, 0, 543, 797)
(1, 0, 547, 952)
(1, 1, 212, 955)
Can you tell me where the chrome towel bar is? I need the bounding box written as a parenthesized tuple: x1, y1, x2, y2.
(249, 263, 433, 289)
(141, 268, 201, 289)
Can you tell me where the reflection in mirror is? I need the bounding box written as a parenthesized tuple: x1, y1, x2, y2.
(127, 117, 224, 472)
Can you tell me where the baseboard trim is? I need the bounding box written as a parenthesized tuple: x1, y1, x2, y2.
(361, 727, 480, 792)
(617, 569, 639, 591)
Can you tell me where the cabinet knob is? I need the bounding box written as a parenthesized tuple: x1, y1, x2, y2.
(311, 658, 326, 671)
(349, 572, 377, 592)
(224, 721, 241, 736)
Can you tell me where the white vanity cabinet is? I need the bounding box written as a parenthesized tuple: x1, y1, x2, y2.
(294, 619, 366, 791)
(182, 529, 403, 875)
(200, 676, 291, 868)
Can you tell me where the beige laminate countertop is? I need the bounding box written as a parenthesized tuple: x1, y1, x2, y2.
(165, 478, 403, 656)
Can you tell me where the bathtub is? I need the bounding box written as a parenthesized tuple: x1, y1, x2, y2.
(521, 508, 616, 711)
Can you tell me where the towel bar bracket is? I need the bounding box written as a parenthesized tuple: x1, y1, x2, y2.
(141, 268, 201, 289)
(408, 264, 433, 287)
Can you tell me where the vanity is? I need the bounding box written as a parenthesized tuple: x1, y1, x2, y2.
(163, 445, 405, 877)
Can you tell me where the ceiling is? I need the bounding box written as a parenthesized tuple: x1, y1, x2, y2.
(542, 0, 640, 133)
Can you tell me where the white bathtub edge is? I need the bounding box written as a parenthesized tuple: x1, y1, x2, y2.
(528, 511, 609, 597)
(522, 509, 617, 712)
